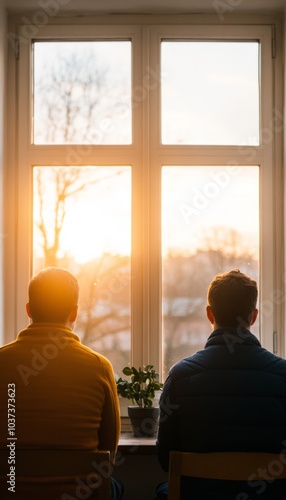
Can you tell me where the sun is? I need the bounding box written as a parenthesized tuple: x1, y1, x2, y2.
(60, 199, 131, 263)
(33, 166, 131, 265)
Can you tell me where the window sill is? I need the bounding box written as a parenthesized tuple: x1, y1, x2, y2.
(118, 432, 157, 455)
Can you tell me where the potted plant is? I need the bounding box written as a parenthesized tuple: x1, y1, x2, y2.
(116, 365, 163, 437)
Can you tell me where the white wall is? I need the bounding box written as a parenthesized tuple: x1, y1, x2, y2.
(0, 0, 6, 345)
(284, 11, 286, 352)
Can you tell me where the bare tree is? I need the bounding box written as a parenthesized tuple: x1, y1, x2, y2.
(34, 44, 129, 265)
(34, 166, 125, 267)
(34, 44, 129, 144)
(33, 44, 131, 372)
(76, 254, 130, 344)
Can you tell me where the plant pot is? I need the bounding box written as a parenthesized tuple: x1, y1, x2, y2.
(128, 406, 160, 437)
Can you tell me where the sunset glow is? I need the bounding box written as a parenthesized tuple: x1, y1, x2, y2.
(33, 166, 131, 266)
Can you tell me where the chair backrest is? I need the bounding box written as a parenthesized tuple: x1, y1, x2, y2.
(0, 449, 111, 499)
(168, 451, 286, 500)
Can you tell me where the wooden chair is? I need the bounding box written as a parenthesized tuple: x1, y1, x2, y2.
(0, 449, 111, 499)
(168, 451, 286, 500)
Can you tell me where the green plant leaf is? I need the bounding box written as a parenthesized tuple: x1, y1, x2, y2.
(116, 364, 163, 407)
(122, 366, 133, 376)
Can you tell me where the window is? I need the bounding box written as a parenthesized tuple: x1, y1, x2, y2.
(33, 40, 132, 145)
(161, 40, 259, 145)
(33, 165, 132, 375)
(32, 38, 132, 374)
(162, 165, 259, 379)
(7, 17, 283, 380)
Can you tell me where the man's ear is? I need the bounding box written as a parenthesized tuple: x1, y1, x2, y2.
(26, 302, 32, 319)
(206, 305, 215, 325)
(69, 305, 78, 323)
(250, 308, 258, 326)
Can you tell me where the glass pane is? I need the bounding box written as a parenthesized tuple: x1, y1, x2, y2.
(161, 41, 259, 145)
(162, 166, 259, 380)
(33, 41, 132, 145)
(33, 166, 131, 376)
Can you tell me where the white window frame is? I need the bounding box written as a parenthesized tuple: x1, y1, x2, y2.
(5, 14, 284, 377)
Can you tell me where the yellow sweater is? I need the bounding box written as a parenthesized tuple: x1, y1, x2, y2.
(0, 323, 120, 498)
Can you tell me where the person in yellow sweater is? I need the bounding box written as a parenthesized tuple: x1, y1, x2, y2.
(0, 267, 123, 499)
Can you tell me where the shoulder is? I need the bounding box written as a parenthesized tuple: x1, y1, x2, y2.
(168, 348, 208, 382)
(260, 347, 286, 374)
(0, 340, 16, 352)
(76, 342, 113, 368)
(0, 338, 19, 357)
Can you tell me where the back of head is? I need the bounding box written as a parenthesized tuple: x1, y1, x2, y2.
(28, 267, 79, 323)
(207, 269, 258, 328)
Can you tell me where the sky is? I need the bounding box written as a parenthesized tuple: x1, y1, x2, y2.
(33, 40, 260, 264)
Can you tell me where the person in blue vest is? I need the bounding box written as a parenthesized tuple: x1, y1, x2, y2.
(155, 269, 286, 499)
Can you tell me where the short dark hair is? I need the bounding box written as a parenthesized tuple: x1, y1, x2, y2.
(28, 267, 79, 323)
(207, 269, 258, 328)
